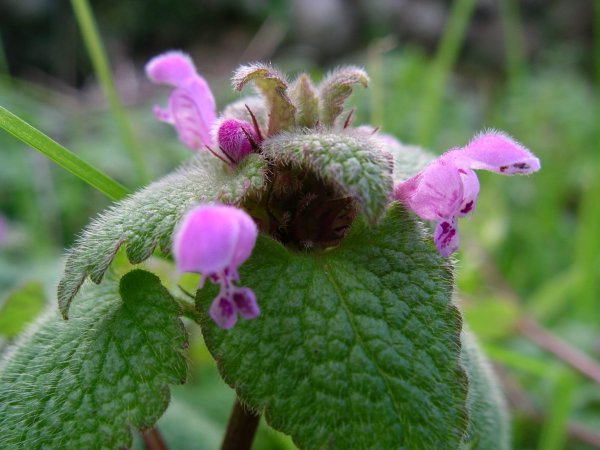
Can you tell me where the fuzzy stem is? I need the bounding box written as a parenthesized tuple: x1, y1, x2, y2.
(141, 427, 169, 450)
(221, 398, 260, 450)
(70, 0, 150, 185)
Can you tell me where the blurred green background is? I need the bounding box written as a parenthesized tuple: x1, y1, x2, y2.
(1, 0, 599, 448)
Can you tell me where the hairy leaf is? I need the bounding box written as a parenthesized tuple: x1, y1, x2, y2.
(232, 63, 296, 135)
(0, 270, 187, 449)
(262, 130, 393, 223)
(289, 74, 319, 128)
(460, 328, 510, 450)
(57, 153, 267, 318)
(318, 66, 369, 127)
(199, 204, 468, 449)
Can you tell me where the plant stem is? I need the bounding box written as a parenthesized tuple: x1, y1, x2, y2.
(496, 364, 600, 448)
(471, 242, 600, 386)
(0, 106, 129, 201)
(517, 317, 600, 385)
(221, 397, 260, 450)
(70, 0, 150, 185)
(140, 427, 169, 450)
(416, 0, 477, 148)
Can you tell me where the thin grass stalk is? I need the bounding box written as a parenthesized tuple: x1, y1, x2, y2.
(572, 0, 600, 322)
(0, 106, 129, 201)
(416, 0, 477, 148)
(498, 0, 526, 89)
(537, 372, 575, 450)
(70, 0, 149, 184)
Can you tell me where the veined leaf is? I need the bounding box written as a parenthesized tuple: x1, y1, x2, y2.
(262, 130, 393, 223)
(232, 63, 296, 135)
(289, 74, 319, 128)
(318, 66, 369, 127)
(57, 152, 267, 318)
(199, 204, 468, 449)
(0, 270, 187, 449)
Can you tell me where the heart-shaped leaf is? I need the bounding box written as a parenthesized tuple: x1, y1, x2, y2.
(198, 205, 468, 449)
(0, 270, 187, 450)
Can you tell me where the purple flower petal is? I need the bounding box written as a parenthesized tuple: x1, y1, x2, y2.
(145, 51, 196, 86)
(168, 84, 215, 150)
(232, 287, 260, 320)
(209, 296, 238, 329)
(173, 204, 257, 275)
(434, 219, 459, 257)
(394, 158, 464, 221)
(215, 118, 258, 163)
(394, 130, 540, 257)
(450, 131, 541, 175)
(456, 168, 479, 217)
(146, 51, 216, 151)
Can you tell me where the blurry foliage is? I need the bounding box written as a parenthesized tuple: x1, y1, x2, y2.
(1, 0, 600, 448)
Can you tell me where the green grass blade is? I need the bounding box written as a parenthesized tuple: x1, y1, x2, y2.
(537, 372, 575, 450)
(416, 0, 477, 148)
(70, 0, 149, 185)
(0, 106, 129, 201)
(573, 0, 600, 322)
(498, 0, 526, 88)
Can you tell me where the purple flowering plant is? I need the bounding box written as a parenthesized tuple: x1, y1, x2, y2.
(0, 50, 540, 449)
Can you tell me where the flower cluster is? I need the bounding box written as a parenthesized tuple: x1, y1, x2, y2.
(393, 132, 540, 256)
(146, 50, 541, 329)
(146, 51, 260, 165)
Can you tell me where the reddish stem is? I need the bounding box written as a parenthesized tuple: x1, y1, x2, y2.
(221, 397, 260, 450)
(141, 427, 169, 450)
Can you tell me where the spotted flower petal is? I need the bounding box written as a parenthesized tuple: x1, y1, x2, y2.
(173, 204, 260, 328)
(394, 131, 540, 256)
(394, 158, 463, 222)
(434, 218, 459, 257)
(449, 131, 541, 175)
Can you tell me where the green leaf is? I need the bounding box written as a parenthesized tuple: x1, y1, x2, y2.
(289, 74, 319, 128)
(57, 152, 267, 318)
(232, 63, 296, 135)
(0, 281, 46, 339)
(262, 130, 393, 223)
(199, 204, 468, 449)
(0, 106, 130, 201)
(0, 270, 187, 449)
(460, 328, 510, 450)
(318, 66, 369, 127)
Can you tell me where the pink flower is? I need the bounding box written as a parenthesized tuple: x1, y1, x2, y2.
(214, 118, 259, 164)
(394, 131, 540, 256)
(146, 51, 259, 164)
(146, 51, 216, 151)
(173, 204, 259, 329)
